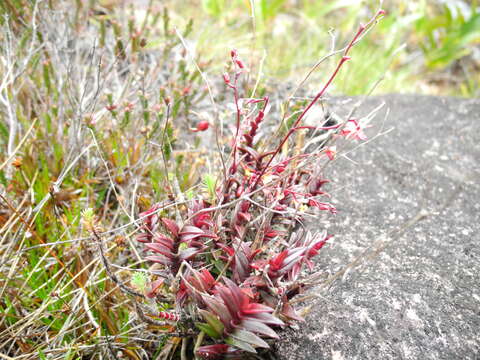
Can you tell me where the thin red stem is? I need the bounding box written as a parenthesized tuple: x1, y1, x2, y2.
(251, 10, 384, 189)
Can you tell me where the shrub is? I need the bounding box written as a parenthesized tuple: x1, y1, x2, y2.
(92, 9, 386, 359)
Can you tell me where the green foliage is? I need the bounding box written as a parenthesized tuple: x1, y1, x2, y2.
(202, 0, 226, 17)
(185, 0, 478, 96)
(131, 272, 149, 293)
(416, 4, 480, 68)
(202, 173, 217, 200)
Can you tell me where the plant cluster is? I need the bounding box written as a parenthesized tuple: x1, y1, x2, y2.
(0, 2, 210, 358)
(131, 10, 384, 358)
(0, 1, 385, 358)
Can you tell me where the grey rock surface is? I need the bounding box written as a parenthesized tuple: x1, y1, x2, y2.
(273, 95, 480, 360)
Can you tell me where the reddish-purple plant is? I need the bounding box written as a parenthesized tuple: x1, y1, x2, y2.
(134, 9, 385, 358)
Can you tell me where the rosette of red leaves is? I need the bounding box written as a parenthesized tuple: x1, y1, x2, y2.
(187, 274, 284, 357)
(136, 210, 217, 276)
(260, 230, 331, 283)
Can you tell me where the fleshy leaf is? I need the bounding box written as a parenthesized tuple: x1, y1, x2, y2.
(146, 255, 172, 266)
(180, 225, 218, 242)
(226, 337, 257, 353)
(246, 311, 284, 326)
(145, 243, 173, 258)
(199, 309, 225, 336)
(197, 344, 230, 359)
(242, 303, 275, 315)
(204, 295, 233, 328)
(195, 322, 221, 339)
(239, 319, 279, 338)
(161, 218, 179, 236)
(179, 247, 202, 261)
(230, 329, 269, 348)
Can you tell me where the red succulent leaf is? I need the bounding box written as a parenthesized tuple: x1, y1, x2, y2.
(199, 269, 216, 289)
(136, 204, 162, 243)
(196, 216, 214, 229)
(180, 225, 218, 243)
(217, 243, 234, 257)
(263, 226, 282, 241)
(203, 295, 234, 329)
(234, 251, 250, 282)
(215, 285, 243, 323)
(241, 302, 275, 316)
(145, 242, 173, 258)
(289, 263, 302, 281)
(306, 237, 329, 258)
(135, 233, 151, 244)
(229, 329, 269, 349)
(189, 269, 215, 292)
(237, 211, 251, 222)
(268, 250, 288, 272)
(233, 223, 246, 238)
(152, 232, 175, 246)
(281, 248, 307, 269)
(307, 198, 337, 213)
(146, 278, 164, 299)
(240, 200, 250, 213)
(189, 200, 215, 229)
(267, 247, 309, 281)
(247, 311, 284, 326)
(197, 344, 230, 359)
(240, 287, 256, 299)
(179, 247, 203, 261)
(146, 254, 173, 266)
(161, 218, 179, 237)
(239, 319, 279, 338)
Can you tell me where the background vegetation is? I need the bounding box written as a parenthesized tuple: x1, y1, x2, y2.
(0, 0, 478, 359)
(171, 0, 479, 96)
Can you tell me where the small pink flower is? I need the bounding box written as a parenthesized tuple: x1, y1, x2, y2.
(340, 119, 369, 141)
(325, 146, 337, 160)
(124, 102, 134, 112)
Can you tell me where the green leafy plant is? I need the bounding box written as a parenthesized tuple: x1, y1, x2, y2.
(415, 2, 480, 69)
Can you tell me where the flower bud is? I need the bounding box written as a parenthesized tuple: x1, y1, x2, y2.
(223, 72, 230, 84)
(182, 86, 191, 96)
(236, 59, 245, 69)
(190, 120, 209, 132)
(197, 121, 209, 131)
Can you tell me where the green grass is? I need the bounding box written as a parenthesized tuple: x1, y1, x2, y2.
(169, 0, 479, 96)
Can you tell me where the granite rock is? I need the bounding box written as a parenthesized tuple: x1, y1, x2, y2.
(273, 95, 480, 360)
